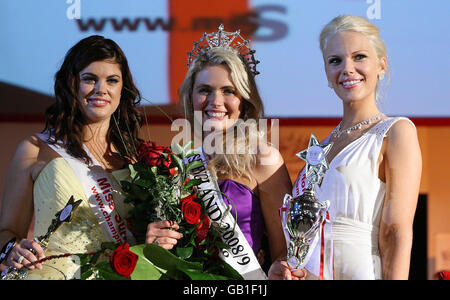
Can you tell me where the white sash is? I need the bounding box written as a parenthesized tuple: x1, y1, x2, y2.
(36, 132, 135, 245)
(292, 167, 334, 280)
(186, 150, 267, 280)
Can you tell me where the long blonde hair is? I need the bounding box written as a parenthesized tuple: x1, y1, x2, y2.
(179, 47, 265, 181)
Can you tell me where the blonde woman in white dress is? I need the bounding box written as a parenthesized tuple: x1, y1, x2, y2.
(269, 15, 422, 280)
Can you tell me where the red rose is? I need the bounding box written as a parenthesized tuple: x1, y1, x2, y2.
(439, 271, 450, 280)
(181, 194, 201, 225)
(195, 214, 210, 243)
(168, 166, 178, 177)
(109, 242, 138, 278)
(137, 141, 171, 168)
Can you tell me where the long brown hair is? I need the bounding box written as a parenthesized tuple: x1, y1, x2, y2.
(44, 35, 142, 165)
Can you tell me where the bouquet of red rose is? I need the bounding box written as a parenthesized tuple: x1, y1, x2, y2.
(4, 140, 241, 280)
(115, 141, 242, 280)
(53, 141, 240, 280)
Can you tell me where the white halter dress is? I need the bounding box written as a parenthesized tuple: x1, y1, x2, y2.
(293, 117, 415, 280)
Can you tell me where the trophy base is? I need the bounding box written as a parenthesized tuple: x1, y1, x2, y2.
(287, 240, 311, 270)
(287, 257, 300, 269)
(1, 268, 28, 280)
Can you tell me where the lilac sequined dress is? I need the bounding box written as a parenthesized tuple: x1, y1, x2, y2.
(218, 179, 265, 254)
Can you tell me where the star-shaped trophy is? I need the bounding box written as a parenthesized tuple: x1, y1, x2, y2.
(281, 134, 333, 269)
(35, 195, 83, 249)
(296, 133, 332, 189)
(1, 196, 82, 280)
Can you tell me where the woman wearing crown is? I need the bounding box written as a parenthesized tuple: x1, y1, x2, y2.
(271, 15, 422, 280)
(175, 25, 294, 279)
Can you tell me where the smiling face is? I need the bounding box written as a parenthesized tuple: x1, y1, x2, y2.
(323, 31, 386, 104)
(78, 59, 123, 124)
(192, 64, 243, 132)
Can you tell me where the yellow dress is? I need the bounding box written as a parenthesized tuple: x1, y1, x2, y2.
(27, 157, 132, 280)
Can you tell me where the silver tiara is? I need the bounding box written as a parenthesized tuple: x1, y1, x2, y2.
(187, 24, 260, 76)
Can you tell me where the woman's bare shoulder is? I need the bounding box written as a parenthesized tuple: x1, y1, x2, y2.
(256, 143, 284, 166)
(254, 143, 287, 182)
(13, 135, 41, 161)
(11, 135, 57, 180)
(386, 119, 419, 151)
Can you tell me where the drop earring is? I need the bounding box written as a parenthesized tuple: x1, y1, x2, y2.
(378, 72, 385, 81)
(328, 81, 333, 88)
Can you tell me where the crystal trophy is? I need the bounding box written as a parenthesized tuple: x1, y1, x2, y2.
(281, 134, 332, 269)
(1, 196, 82, 280)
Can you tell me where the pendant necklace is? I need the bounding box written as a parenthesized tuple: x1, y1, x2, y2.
(332, 112, 384, 139)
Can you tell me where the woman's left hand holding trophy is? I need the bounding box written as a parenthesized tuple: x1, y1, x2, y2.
(268, 258, 307, 280)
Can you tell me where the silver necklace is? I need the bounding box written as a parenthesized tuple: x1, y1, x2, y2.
(332, 113, 384, 139)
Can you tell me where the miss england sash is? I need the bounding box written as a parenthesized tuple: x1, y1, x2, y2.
(36, 133, 135, 245)
(186, 149, 267, 280)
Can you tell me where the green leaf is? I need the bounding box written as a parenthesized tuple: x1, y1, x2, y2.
(186, 160, 204, 173)
(151, 166, 158, 176)
(122, 182, 149, 202)
(120, 180, 133, 193)
(135, 178, 152, 188)
(80, 268, 94, 280)
(80, 263, 92, 275)
(211, 260, 244, 280)
(77, 254, 89, 265)
(176, 246, 194, 260)
(95, 261, 127, 280)
(129, 244, 164, 280)
(186, 225, 197, 234)
(171, 143, 184, 157)
(143, 244, 203, 280)
(128, 164, 138, 179)
(90, 251, 102, 265)
(171, 154, 185, 175)
(185, 146, 201, 158)
(214, 240, 231, 250)
(101, 242, 117, 251)
(137, 165, 156, 181)
(183, 141, 194, 152)
(183, 178, 203, 189)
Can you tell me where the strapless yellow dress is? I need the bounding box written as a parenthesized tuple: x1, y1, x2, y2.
(26, 157, 132, 280)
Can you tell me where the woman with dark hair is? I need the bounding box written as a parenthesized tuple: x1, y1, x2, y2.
(0, 35, 181, 279)
(45, 35, 142, 166)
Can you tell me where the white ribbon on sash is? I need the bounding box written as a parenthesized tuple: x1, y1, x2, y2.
(36, 132, 135, 245)
(186, 149, 267, 280)
(292, 167, 334, 280)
